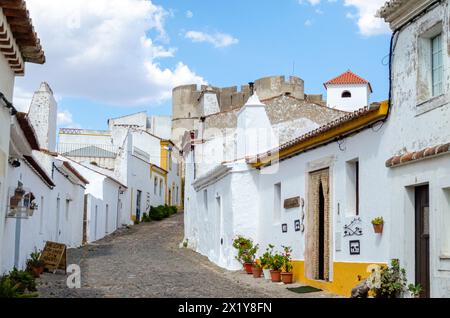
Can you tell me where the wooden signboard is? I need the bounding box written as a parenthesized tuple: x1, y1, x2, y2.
(40, 241, 67, 274)
(284, 197, 301, 209)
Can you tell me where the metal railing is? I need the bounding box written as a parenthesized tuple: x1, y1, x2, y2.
(58, 143, 119, 159)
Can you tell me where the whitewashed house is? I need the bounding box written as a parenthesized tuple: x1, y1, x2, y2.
(0, 0, 45, 272)
(183, 0, 450, 298)
(59, 158, 128, 243)
(1, 83, 89, 273)
(59, 112, 183, 223)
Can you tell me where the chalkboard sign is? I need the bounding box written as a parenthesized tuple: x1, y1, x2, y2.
(40, 241, 67, 273)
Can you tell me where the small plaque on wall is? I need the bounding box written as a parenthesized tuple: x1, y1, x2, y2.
(284, 197, 300, 209)
(350, 240, 361, 255)
(282, 224, 288, 233)
(295, 220, 301, 232)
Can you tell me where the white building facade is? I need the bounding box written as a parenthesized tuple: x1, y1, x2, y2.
(183, 0, 450, 298)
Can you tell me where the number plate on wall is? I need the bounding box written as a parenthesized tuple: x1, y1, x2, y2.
(284, 197, 300, 209)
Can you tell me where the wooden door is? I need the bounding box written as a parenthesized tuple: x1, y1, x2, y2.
(415, 185, 430, 298)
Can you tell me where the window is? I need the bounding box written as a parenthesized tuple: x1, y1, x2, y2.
(169, 152, 172, 171)
(105, 204, 109, 234)
(432, 33, 443, 97)
(417, 23, 444, 106)
(159, 179, 163, 197)
(154, 177, 158, 195)
(346, 160, 360, 216)
(204, 190, 208, 213)
(176, 186, 179, 205)
(274, 183, 281, 223)
(65, 199, 70, 222)
(342, 91, 352, 98)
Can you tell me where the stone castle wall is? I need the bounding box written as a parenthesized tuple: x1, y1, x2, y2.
(171, 75, 306, 146)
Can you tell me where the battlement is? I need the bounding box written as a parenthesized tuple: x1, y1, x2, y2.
(171, 75, 306, 147)
(172, 75, 305, 118)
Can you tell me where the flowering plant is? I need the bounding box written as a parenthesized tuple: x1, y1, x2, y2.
(232, 236, 258, 264)
(259, 244, 275, 269)
(281, 246, 293, 273)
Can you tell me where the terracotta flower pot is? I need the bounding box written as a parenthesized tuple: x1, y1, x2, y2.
(252, 267, 262, 278)
(270, 270, 281, 282)
(244, 263, 254, 274)
(373, 224, 384, 234)
(281, 272, 294, 284)
(31, 267, 41, 278)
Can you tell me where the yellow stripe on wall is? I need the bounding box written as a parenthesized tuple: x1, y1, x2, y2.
(292, 261, 386, 297)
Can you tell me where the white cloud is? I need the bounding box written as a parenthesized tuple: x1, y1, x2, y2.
(304, 19, 313, 27)
(186, 10, 193, 18)
(344, 0, 390, 36)
(14, 0, 206, 108)
(57, 110, 74, 126)
(185, 31, 239, 48)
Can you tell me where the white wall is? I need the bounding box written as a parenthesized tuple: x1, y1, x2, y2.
(149, 116, 172, 140)
(326, 84, 371, 112)
(1, 155, 85, 274)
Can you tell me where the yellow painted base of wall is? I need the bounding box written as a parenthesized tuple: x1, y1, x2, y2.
(292, 261, 386, 297)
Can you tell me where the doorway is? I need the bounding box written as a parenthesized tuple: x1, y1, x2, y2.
(307, 168, 330, 281)
(216, 196, 224, 263)
(56, 197, 61, 242)
(415, 185, 430, 298)
(136, 190, 142, 222)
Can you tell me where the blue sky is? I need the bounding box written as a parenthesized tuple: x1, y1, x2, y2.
(15, 0, 391, 131)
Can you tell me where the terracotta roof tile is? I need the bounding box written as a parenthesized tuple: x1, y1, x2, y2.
(386, 142, 450, 168)
(324, 70, 373, 92)
(15, 112, 39, 150)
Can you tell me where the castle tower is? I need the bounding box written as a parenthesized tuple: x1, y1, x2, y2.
(324, 70, 372, 112)
(28, 82, 58, 152)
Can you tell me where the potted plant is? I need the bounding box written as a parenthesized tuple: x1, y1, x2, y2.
(26, 250, 45, 278)
(280, 246, 294, 284)
(371, 259, 407, 298)
(408, 284, 423, 298)
(232, 236, 258, 274)
(269, 253, 284, 283)
(372, 217, 384, 234)
(252, 259, 263, 278)
(260, 245, 274, 280)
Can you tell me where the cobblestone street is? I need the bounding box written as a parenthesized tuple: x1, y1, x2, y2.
(37, 213, 338, 298)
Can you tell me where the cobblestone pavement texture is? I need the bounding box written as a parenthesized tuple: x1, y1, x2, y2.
(37, 213, 340, 298)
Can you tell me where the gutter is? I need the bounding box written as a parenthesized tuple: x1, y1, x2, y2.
(0, 91, 17, 115)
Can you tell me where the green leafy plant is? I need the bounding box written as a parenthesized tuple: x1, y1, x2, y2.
(26, 249, 44, 271)
(372, 259, 407, 298)
(232, 236, 258, 264)
(281, 246, 294, 273)
(260, 244, 275, 269)
(8, 268, 37, 294)
(0, 276, 20, 298)
(270, 253, 285, 272)
(372, 217, 384, 226)
(183, 239, 189, 248)
(408, 283, 423, 298)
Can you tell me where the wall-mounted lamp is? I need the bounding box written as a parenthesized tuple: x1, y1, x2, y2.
(8, 158, 21, 168)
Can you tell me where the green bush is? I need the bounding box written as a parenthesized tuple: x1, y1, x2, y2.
(149, 206, 165, 221)
(148, 205, 178, 221)
(0, 276, 20, 298)
(142, 213, 151, 222)
(8, 268, 37, 293)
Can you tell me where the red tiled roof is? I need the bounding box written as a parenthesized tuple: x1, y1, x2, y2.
(324, 70, 373, 92)
(15, 112, 39, 151)
(248, 101, 389, 167)
(386, 143, 450, 168)
(62, 161, 89, 185)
